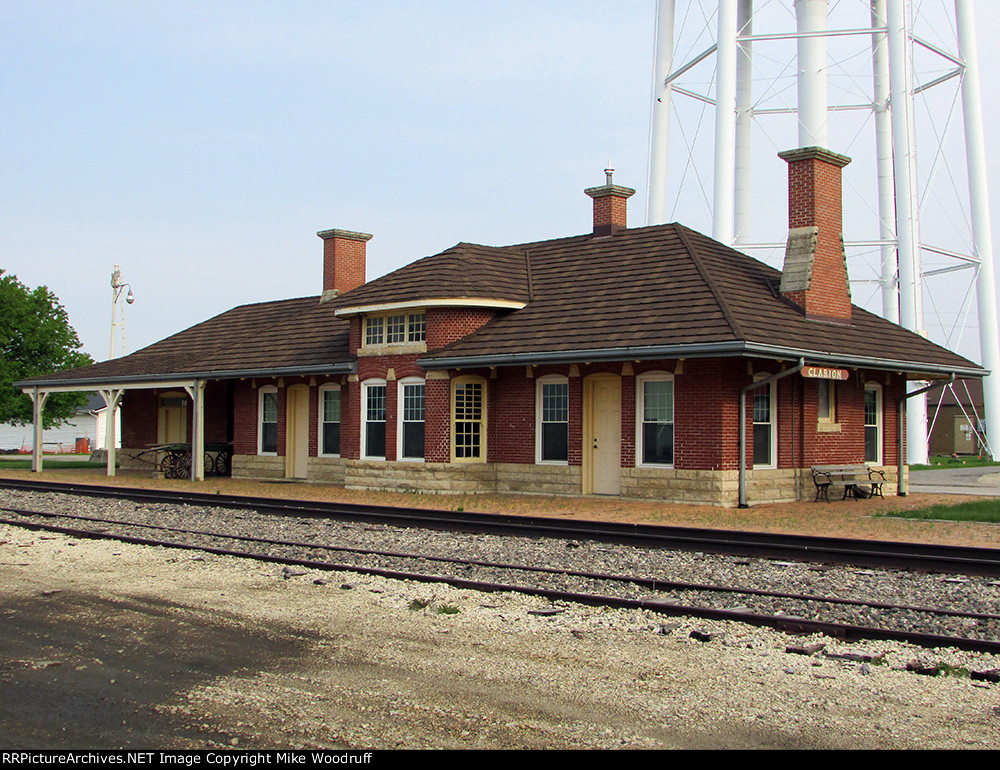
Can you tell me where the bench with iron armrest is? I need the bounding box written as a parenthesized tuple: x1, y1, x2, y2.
(811, 464, 886, 502)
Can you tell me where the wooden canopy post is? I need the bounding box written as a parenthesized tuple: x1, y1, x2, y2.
(29, 388, 49, 473)
(98, 389, 124, 477)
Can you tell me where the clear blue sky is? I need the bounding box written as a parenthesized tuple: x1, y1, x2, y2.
(2, 1, 998, 363)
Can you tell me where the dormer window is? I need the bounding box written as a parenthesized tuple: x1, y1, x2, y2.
(363, 312, 426, 351)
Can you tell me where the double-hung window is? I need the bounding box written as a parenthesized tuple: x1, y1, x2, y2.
(637, 374, 674, 466)
(258, 386, 278, 454)
(452, 377, 486, 461)
(751, 376, 776, 468)
(362, 380, 387, 459)
(399, 378, 425, 460)
(537, 377, 569, 463)
(319, 384, 341, 456)
(864, 384, 882, 464)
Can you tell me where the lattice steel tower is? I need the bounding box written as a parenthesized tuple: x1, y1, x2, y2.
(647, 0, 999, 463)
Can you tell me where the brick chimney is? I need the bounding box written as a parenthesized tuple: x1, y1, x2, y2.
(778, 147, 853, 324)
(316, 228, 372, 301)
(584, 167, 635, 237)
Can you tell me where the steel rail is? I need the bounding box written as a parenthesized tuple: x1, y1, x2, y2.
(2, 477, 999, 577)
(3, 508, 1000, 655)
(4, 504, 1000, 626)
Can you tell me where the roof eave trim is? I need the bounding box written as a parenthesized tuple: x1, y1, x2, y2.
(15, 362, 357, 390)
(335, 298, 527, 318)
(420, 341, 986, 378)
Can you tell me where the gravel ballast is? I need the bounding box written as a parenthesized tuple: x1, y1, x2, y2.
(3, 489, 1000, 644)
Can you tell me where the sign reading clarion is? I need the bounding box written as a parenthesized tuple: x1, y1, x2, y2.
(801, 366, 849, 381)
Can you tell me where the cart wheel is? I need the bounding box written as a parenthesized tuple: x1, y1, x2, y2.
(176, 453, 192, 479)
(214, 451, 230, 477)
(160, 454, 180, 479)
(204, 452, 217, 476)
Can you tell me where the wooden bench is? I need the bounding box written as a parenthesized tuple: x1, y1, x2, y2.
(811, 465, 886, 502)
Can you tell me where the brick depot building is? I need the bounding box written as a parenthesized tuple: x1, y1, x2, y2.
(18, 147, 985, 505)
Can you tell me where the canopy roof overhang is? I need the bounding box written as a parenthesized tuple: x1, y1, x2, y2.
(420, 340, 987, 380)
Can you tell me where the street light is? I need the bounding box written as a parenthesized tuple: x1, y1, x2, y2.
(110, 264, 135, 360)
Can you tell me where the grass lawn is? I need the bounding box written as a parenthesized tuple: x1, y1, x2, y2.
(909, 455, 1000, 471)
(0, 454, 111, 470)
(879, 498, 1000, 523)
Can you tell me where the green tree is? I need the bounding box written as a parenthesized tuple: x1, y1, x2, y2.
(0, 271, 94, 428)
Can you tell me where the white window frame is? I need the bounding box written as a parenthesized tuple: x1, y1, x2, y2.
(364, 316, 385, 346)
(635, 372, 675, 468)
(535, 375, 569, 465)
(258, 385, 278, 456)
(751, 374, 777, 470)
(397, 377, 426, 462)
(361, 312, 427, 352)
(451, 375, 487, 463)
(864, 382, 883, 465)
(817, 379, 835, 422)
(318, 383, 341, 458)
(360, 378, 387, 460)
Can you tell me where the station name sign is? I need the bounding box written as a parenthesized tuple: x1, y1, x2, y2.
(802, 366, 849, 381)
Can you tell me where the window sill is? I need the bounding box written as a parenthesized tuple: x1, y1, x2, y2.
(358, 342, 427, 357)
(817, 421, 842, 433)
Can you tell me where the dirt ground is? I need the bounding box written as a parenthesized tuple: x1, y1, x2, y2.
(2, 466, 999, 549)
(4, 522, 1000, 750)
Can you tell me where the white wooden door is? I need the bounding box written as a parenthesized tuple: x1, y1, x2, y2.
(286, 385, 310, 479)
(585, 377, 621, 495)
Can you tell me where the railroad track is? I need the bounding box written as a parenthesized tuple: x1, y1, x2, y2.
(2, 479, 1000, 654)
(2, 476, 1000, 576)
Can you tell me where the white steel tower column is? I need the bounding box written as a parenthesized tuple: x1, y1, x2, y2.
(795, 0, 829, 148)
(646, 0, 675, 226)
(871, 0, 899, 323)
(887, 0, 928, 464)
(957, 0, 1000, 459)
(713, 0, 738, 245)
(734, 0, 754, 244)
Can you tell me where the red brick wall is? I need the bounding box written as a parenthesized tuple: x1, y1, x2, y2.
(425, 378, 451, 463)
(668, 359, 743, 470)
(426, 308, 497, 349)
(233, 380, 257, 455)
(122, 390, 157, 447)
(490, 368, 534, 463)
(219, 356, 899, 479)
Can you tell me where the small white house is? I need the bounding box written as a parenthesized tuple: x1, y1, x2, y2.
(0, 394, 120, 453)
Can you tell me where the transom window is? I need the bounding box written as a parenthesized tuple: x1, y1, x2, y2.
(637, 374, 674, 466)
(453, 378, 486, 461)
(364, 312, 426, 347)
(537, 377, 569, 463)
